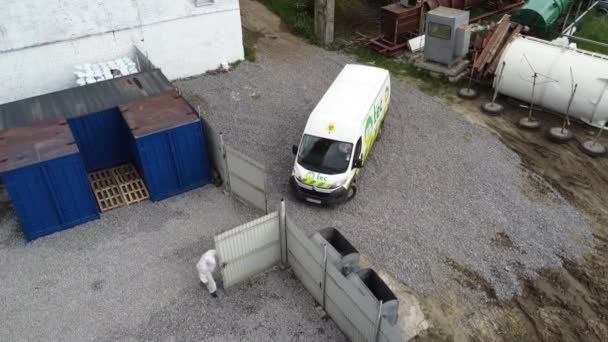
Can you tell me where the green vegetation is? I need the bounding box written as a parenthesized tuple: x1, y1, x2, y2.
(343, 45, 460, 99)
(258, 0, 315, 40)
(258, 0, 461, 99)
(575, 11, 608, 55)
(244, 46, 257, 62)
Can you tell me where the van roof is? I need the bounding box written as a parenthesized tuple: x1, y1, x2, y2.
(304, 64, 389, 143)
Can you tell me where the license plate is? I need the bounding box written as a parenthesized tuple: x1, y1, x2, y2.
(305, 197, 322, 204)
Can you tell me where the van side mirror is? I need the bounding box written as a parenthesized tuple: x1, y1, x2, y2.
(353, 158, 363, 169)
(292, 145, 298, 155)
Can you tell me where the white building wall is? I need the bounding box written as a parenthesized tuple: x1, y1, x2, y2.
(0, 0, 244, 104)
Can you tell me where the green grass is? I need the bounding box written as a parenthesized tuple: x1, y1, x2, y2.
(343, 45, 461, 99)
(244, 46, 257, 62)
(576, 11, 608, 55)
(258, 0, 315, 41)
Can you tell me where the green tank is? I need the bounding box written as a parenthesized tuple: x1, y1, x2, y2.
(512, 0, 573, 33)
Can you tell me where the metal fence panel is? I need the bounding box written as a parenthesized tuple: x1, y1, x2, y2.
(285, 214, 403, 342)
(215, 209, 403, 341)
(286, 216, 323, 302)
(215, 212, 280, 288)
(225, 145, 267, 212)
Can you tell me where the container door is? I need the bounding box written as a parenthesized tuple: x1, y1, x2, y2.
(45, 154, 99, 227)
(169, 122, 211, 189)
(1, 165, 62, 240)
(136, 133, 180, 201)
(68, 108, 133, 172)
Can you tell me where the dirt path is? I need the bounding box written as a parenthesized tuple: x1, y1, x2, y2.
(433, 95, 608, 342)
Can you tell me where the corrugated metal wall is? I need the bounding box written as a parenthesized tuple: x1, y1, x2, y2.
(225, 145, 267, 212)
(132, 121, 211, 201)
(214, 211, 404, 341)
(214, 212, 281, 288)
(1, 153, 99, 240)
(68, 108, 133, 172)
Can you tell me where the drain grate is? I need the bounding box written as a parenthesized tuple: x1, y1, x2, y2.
(88, 163, 149, 212)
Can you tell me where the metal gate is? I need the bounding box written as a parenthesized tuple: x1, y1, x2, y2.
(225, 145, 268, 213)
(214, 212, 280, 288)
(199, 115, 268, 213)
(213, 202, 404, 342)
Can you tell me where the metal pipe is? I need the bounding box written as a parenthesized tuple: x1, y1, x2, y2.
(562, 1, 600, 35)
(562, 84, 578, 133)
(469, 1, 525, 23)
(562, 34, 608, 49)
(561, 1, 575, 33)
(528, 72, 538, 121)
(592, 126, 605, 143)
(491, 61, 506, 104)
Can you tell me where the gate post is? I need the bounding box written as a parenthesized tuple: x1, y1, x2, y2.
(322, 244, 328, 311)
(373, 300, 384, 342)
(279, 199, 288, 267)
(314, 0, 335, 45)
(219, 132, 231, 193)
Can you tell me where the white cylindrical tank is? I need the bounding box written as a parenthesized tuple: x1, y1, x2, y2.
(495, 35, 608, 128)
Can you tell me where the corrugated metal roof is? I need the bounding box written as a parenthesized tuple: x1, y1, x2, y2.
(0, 69, 174, 130)
(0, 118, 77, 172)
(120, 90, 199, 138)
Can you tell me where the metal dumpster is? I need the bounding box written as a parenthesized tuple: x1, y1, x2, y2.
(348, 268, 399, 325)
(310, 227, 360, 276)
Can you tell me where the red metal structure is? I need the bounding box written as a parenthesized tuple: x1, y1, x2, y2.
(424, 0, 486, 11)
(369, 0, 524, 56)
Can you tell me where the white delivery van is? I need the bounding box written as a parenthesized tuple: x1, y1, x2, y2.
(291, 64, 391, 204)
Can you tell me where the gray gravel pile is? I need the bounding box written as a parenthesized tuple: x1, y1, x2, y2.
(176, 46, 592, 301)
(0, 186, 344, 341)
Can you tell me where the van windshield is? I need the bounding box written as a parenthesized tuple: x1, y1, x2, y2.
(297, 134, 353, 175)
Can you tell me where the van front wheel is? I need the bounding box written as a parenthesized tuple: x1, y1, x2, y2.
(345, 182, 357, 202)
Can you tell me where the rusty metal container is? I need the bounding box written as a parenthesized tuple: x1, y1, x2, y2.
(381, 3, 424, 45)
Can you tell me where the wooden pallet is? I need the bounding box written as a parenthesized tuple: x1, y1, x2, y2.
(88, 163, 150, 212)
(112, 164, 140, 183)
(119, 179, 149, 205)
(88, 170, 125, 212)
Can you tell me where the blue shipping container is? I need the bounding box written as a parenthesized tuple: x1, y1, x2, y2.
(1, 153, 100, 240)
(132, 121, 211, 201)
(68, 108, 133, 172)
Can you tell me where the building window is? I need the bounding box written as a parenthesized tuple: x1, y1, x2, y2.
(195, 0, 215, 6)
(428, 23, 451, 40)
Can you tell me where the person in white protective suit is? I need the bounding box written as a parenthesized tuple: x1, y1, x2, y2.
(197, 249, 218, 298)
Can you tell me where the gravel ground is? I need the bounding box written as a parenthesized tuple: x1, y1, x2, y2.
(0, 185, 345, 341)
(175, 22, 592, 302)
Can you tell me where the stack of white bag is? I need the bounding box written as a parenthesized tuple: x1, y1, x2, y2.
(74, 57, 139, 86)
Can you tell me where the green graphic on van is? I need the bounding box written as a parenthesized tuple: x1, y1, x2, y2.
(363, 96, 387, 160)
(302, 171, 332, 188)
